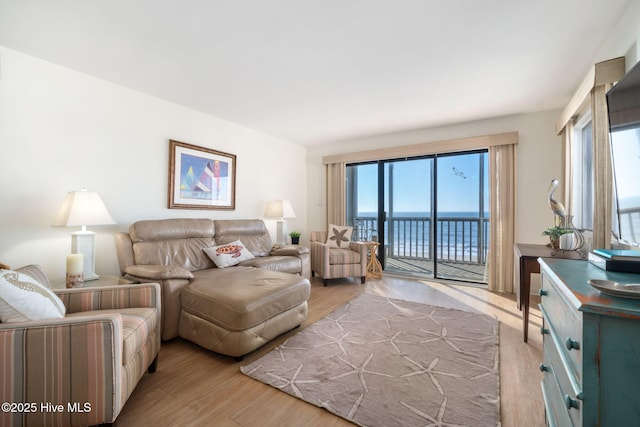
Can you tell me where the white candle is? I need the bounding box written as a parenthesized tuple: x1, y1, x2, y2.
(66, 254, 84, 275)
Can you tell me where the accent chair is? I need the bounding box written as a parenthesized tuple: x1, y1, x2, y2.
(309, 230, 367, 286)
(0, 264, 161, 427)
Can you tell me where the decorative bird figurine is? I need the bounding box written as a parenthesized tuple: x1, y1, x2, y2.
(548, 179, 566, 217)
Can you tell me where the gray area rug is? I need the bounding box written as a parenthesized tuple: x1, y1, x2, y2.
(241, 293, 500, 427)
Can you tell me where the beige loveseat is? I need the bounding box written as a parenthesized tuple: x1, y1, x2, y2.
(115, 218, 311, 359)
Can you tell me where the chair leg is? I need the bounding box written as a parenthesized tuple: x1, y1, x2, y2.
(323, 279, 328, 286)
(361, 276, 366, 284)
(312, 271, 315, 277)
(148, 356, 158, 374)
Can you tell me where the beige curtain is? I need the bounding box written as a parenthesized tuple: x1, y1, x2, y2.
(591, 84, 614, 249)
(561, 119, 574, 217)
(488, 144, 517, 293)
(556, 57, 624, 249)
(326, 162, 346, 227)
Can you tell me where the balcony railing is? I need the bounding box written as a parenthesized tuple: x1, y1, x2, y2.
(352, 215, 489, 265)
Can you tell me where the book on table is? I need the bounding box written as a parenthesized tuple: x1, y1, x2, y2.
(592, 249, 640, 261)
(589, 252, 640, 273)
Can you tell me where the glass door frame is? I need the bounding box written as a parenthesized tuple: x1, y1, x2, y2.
(346, 148, 488, 283)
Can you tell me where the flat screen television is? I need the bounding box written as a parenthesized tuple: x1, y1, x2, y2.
(607, 60, 640, 247)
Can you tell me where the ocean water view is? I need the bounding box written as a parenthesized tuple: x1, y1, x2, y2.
(351, 211, 489, 263)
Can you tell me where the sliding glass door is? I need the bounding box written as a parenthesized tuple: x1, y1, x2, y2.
(346, 150, 489, 284)
(434, 152, 489, 282)
(383, 157, 434, 274)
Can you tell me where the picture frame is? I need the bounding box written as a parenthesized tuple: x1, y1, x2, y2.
(168, 139, 236, 210)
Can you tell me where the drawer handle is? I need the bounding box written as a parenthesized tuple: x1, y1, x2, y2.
(540, 326, 549, 335)
(539, 289, 548, 297)
(539, 364, 549, 372)
(564, 394, 579, 410)
(565, 337, 580, 351)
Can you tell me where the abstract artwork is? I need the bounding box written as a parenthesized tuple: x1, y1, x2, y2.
(168, 139, 236, 210)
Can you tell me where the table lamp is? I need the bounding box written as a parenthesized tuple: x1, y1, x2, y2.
(264, 199, 296, 246)
(52, 188, 116, 280)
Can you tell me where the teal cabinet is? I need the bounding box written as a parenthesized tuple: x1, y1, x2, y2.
(539, 258, 640, 426)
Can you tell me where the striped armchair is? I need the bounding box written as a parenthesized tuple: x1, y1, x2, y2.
(0, 265, 161, 427)
(310, 231, 367, 286)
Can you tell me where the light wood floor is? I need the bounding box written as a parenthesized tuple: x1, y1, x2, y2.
(115, 275, 545, 427)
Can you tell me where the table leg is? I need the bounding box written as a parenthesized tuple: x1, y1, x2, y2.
(521, 258, 535, 343)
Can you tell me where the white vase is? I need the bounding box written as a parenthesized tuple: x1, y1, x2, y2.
(558, 215, 584, 251)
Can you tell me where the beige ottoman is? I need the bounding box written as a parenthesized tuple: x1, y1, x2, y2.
(178, 267, 310, 360)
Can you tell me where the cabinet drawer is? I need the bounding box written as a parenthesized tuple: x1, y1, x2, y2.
(542, 312, 582, 427)
(541, 351, 575, 427)
(541, 274, 583, 380)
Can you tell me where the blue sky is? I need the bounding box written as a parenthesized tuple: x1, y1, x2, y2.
(353, 152, 488, 215)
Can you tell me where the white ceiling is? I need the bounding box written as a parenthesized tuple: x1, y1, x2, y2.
(0, 1, 632, 146)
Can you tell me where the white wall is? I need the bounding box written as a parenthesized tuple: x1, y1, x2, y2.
(306, 109, 563, 247)
(0, 47, 307, 280)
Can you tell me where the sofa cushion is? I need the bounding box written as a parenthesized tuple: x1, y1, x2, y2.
(0, 269, 66, 323)
(130, 219, 216, 271)
(130, 218, 215, 242)
(182, 267, 310, 332)
(67, 307, 158, 364)
(132, 238, 215, 271)
(213, 219, 272, 256)
(203, 240, 255, 268)
(238, 255, 301, 274)
(329, 248, 362, 265)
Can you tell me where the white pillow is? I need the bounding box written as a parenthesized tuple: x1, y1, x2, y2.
(326, 224, 353, 248)
(0, 269, 66, 323)
(204, 240, 255, 268)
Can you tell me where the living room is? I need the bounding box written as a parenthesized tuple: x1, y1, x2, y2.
(1, 1, 640, 426)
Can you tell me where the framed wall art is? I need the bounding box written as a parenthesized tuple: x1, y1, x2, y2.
(168, 139, 236, 210)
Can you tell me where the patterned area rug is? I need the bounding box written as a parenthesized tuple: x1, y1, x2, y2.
(241, 293, 500, 427)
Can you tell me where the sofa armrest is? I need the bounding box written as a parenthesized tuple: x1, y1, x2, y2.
(55, 283, 161, 314)
(124, 264, 194, 281)
(270, 244, 310, 256)
(0, 314, 124, 426)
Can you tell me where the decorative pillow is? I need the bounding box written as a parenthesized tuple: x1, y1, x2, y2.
(326, 224, 353, 248)
(203, 240, 255, 268)
(0, 269, 66, 323)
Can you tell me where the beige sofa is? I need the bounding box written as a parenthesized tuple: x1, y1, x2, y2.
(115, 218, 311, 359)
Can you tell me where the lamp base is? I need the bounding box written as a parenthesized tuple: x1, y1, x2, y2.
(275, 220, 287, 246)
(71, 230, 99, 281)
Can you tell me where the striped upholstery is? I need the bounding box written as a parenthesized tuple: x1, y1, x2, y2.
(0, 266, 161, 427)
(310, 231, 367, 283)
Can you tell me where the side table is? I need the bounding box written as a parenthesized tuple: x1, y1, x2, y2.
(51, 274, 135, 290)
(361, 241, 383, 279)
(513, 243, 584, 342)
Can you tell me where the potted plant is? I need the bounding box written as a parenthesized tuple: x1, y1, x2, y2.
(289, 231, 301, 245)
(542, 226, 572, 250)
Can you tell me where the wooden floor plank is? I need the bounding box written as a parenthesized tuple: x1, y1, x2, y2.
(115, 275, 544, 427)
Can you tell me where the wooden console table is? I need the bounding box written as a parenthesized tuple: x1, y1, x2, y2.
(513, 243, 584, 342)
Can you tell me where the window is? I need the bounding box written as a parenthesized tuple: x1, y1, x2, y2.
(572, 112, 593, 230)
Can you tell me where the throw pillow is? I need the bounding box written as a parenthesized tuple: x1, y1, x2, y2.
(326, 224, 353, 248)
(203, 240, 255, 268)
(0, 269, 66, 323)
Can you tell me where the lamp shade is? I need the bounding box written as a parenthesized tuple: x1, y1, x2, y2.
(264, 200, 296, 219)
(53, 188, 116, 227)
